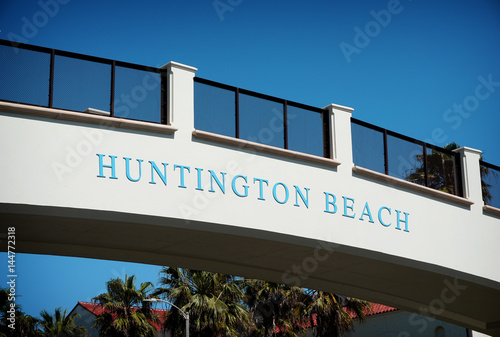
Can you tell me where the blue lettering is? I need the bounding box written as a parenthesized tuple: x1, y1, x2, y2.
(253, 178, 269, 200)
(95, 156, 410, 235)
(378, 206, 391, 227)
(97, 154, 117, 179)
(359, 202, 374, 223)
(396, 210, 410, 232)
(273, 182, 289, 204)
(174, 165, 190, 188)
(124, 157, 143, 182)
(195, 168, 203, 191)
(293, 186, 309, 208)
(149, 161, 168, 185)
(324, 192, 337, 214)
(342, 196, 355, 218)
(232, 175, 249, 197)
(209, 170, 226, 193)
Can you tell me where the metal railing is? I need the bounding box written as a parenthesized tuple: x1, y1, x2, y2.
(194, 77, 330, 158)
(480, 160, 500, 208)
(0, 39, 165, 123)
(3, 39, 500, 205)
(351, 118, 464, 197)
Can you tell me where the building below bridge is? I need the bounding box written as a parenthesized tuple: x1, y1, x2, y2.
(70, 301, 170, 337)
(70, 301, 471, 337)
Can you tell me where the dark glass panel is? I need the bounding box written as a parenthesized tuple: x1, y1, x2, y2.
(194, 81, 235, 137)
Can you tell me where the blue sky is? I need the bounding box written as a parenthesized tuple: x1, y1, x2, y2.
(1, 0, 500, 318)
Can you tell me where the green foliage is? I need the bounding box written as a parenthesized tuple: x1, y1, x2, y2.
(156, 269, 370, 337)
(404, 142, 460, 195)
(156, 267, 250, 337)
(244, 279, 308, 337)
(2, 268, 373, 337)
(39, 307, 87, 337)
(305, 291, 370, 337)
(92, 275, 158, 337)
(404, 142, 496, 203)
(0, 287, 43, 337)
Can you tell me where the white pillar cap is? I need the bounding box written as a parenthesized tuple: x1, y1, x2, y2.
(322, 103, 354, 113)
(160, 61, 198, 73)
(453, 146, 482, 156)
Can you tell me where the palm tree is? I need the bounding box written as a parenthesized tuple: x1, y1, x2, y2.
(156, 267, 250, 337)
(0, 288, 11, 336)
(92, 274, 158, 337)
(305, 290, 370, 337)
(404, 142, 460, 195)
(0, 288, 43, 337)
(10, 311, 44, 337)
(243, 279, 308, 337)
(404, 142, 497, 202)
(480, 161, 497, 205)
(39, 307, 87, 337)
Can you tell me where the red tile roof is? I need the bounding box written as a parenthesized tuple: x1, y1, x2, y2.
(273, 303, 398, 333)
(349, 302, 398, 319)
(76, 301, 397, 332)
(77, 301, 169, 331)
(367, 303, 398, 316)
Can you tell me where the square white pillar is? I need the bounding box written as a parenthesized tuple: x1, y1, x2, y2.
(323, 103, 354, 173)
(454, 147, 483, 209)
(161, 61, 197, 139)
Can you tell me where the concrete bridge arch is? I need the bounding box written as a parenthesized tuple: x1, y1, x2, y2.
(0, 61, 499, 335)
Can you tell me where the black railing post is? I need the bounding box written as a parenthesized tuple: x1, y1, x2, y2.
(323, 110, 331, 159)
(160, 68, 168, 124)
(423, 143, 429, 187)
(383, 129, 389, 175)
(283, 100, 288, 150)
(48, 49, 55, 108)
(235, 87, 240, 139)
(110, 60, 115, 117)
